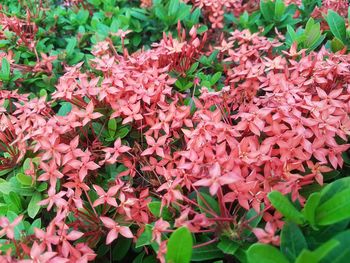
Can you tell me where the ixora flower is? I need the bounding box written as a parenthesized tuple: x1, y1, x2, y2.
(100, 217, 133, 244)
(193, 162, 242, 195)
(0, 215, 23, 239)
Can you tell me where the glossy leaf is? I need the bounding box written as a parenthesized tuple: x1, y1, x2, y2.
(166, 227, 193, 263)
(247, 244, 289, 263)
(316, 188, 350, 225)
(268, 191, 305, 224)
(280, 222, 307, 262)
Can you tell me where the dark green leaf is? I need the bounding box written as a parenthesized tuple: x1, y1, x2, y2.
(280, 222, 307, 262)
(112, 236, 132, 261)
(197, 191, 220, 218)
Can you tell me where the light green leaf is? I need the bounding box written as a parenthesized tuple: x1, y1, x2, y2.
(16, 173, 32, 186)
(166, 227, 193, 263)
(0, 58, 10, 81)
(247, 244, 289, 263)
(57, 102, 72, 116)
(28, 192, 41, 219)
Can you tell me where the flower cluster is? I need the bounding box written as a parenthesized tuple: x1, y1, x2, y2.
(1, 0, 350, 262)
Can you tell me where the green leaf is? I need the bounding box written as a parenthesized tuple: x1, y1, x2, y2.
(302, 192, 321, 226)
(295, 250, 319, 263)
(192, 242, 223, 261)
(197, 191, 220, 218)
(166, 227, 193, 263)
(321, 230, 350, 263)
(6, 211, 24, 240)
(168, 0, 179, 16)
(135, 224, 153, 248)
(247, 244, 289, 263)
(210, 72, 222, 85)
(311, 239, 339, 261)
(16, 173, 33, 186)
(331, 37, 345, 52)
(112, 236, 132, 261)
(268, 191, 305, 224)
(115, 127, 130, 138)
(304, 18, 322, 48)
(132, 251, 145, 263)
(320, 177, 350, 203)
(0, 182, 34, 196)
(187, 62, 199, 75)
(57, 102, 72, 116)
(242, 207, 263, 237)
(197, 25, 208, 34)
(316, 188, 350, 225)
(0, 169, 12, 177)
(280, 222, 307, 262)
(8, 192, 22, 213)
(66, 38, 77, 57)
(260, 0, 275, 21)
(148, 201, 172, 220)
(108, 118, 117, 137)
(28, 192, 41, 219)
(28, 218, 41, 235)
(39, 89, 47, 98)
(0, 58, 10, 81)
(274, 0, 286, 21)
(217, 237, 239, 255)
(325, 10, 346, 42)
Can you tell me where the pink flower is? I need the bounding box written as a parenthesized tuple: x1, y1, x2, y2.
(193, 162, 242, 195)
(0, 215, 23, 239)
(100, 217, 133, 244)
